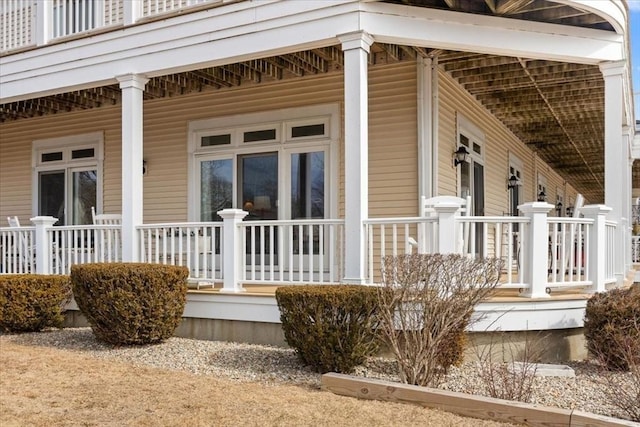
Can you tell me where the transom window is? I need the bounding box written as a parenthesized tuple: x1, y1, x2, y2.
(32, 132, 104, 225)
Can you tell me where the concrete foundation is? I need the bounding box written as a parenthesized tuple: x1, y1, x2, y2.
(64, 310, 587, 362)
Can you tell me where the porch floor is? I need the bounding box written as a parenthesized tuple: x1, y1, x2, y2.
(187, 283, 591, 302)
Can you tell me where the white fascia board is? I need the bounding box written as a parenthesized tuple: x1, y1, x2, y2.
(0, 0, 361, 103)
(361, 2, 624, 65)
(552, 0, 627, 34)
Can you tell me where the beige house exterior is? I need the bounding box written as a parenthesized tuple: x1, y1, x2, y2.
(0, 0, 637, 342)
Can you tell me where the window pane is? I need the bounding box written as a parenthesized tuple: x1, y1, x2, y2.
(200, 159, 233, 221)
(71, 148, 95, 159)
(201, 134, 231, 147)
(291, 124, 325, 138)
(291, 151, 324, 219)
(240, 153, 278, 220)
(42, 152, 63, 162)
(243, 129, 276, 143)
(72, 170, 97, 225)
(39, 171, 65, 225)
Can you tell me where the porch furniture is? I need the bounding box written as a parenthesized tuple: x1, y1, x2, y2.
(91, 207, 122, 225)
(91, 207, 122, 262)
(5, 216, 35, 273)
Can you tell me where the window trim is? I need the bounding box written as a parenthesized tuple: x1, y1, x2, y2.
(32, 131, 104, 221)
(188, 104, 339, 222)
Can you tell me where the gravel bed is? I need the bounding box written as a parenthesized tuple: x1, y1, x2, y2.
(2, 328, 636, 422)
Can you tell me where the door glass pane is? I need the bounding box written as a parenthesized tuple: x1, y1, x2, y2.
(460, 162, 471, 200)
(200, 159, 233, 221)
(39, 171, 65, 225)
(473, 162, 485, 256)
(291, 151, 324, 219)
(291, 152, 325, 255)
(72, 170, 97, 225)
(240, 153, 278, 220)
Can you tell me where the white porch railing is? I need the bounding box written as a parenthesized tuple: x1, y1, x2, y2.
(137, 222, 223, 284)
(632, 235, 640, 263)
(238, 219, 345, 285)
(0, 226, 35, 273)
(0, 203, 617, 297)
(1, 0, 224, 53)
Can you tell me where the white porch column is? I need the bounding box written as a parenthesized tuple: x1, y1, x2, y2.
(35, 0, 52, 46)
(339, 31, 374, 284)
(624, 130, 633, 273)
(218, 209, 248, 293)
(600, 61, 627, 284)
(30, 216, 57, 274)
(117, 74, 149, 262)
(519, 202, 553, 299)
(123, 0, 143, 25)
(581, 205, 612, 294)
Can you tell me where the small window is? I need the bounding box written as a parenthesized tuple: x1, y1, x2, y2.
(460, 135, 469, 147)
(244, 129, 276, 143)
(42, 152, 63, 162)
(202, 134, 231, 147)
(71, 148, 95, 159)
(291, 124, 325, 139)
(473, 142, 481, 155)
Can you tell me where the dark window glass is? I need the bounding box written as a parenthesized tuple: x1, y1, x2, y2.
(71, 148, 95, 159)
(291, 124, 325, 138)
(42, 152, 63, 162)
(243, 129, 276, 143)
(202, 134, 231, 147)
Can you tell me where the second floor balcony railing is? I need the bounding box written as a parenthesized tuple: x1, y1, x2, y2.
(1, 0, 218, 53)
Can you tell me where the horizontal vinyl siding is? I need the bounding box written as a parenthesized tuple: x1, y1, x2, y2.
(0, 106, 122, 224)
(368, 62, 417, 217)
(143, 72, 344, 223)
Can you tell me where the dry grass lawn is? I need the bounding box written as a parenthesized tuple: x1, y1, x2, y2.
(0, 340, 515, 427)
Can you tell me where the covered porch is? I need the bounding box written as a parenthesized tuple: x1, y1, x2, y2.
(1, 1, 637, 335)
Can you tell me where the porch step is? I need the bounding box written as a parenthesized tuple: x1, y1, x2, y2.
(508, 362, 575, 377)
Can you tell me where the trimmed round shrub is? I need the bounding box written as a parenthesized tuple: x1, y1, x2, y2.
(71, 263, 189, 345)
(584, 286, 640, 371)
(0, 275, 72, 332)
(275, 285, 380, 374)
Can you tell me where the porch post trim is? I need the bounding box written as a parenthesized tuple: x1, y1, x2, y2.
(339, 31, 373, 285)
(117, 74, 149, 262)
(30, 216, 57, 274)
(218, 209, 249, 293)
(600, 60, 626, 285)
(123, 0, 143, 26)
(581, 204, 612, 293)
(518, 202, 553, 299)
(433, 200, 464, 254)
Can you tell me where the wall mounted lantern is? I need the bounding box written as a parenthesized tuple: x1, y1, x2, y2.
(537, 190, 547, 202)
(507, 174, 521, 190)
(453, 146, 470, 166)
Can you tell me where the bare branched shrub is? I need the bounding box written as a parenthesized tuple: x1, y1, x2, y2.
(473, 332, 547, 402)
(377, 254, 502, 387)
(588, 320, 640, 422)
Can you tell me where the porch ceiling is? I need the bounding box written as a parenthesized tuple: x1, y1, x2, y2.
(0, 0, 633, 202)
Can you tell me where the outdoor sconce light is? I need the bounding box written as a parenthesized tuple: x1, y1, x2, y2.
(143, 160, 148, 176)
(453, 146, 470, 166)
(507, 175, 521, 190)
(566, 205, 574, 217)
(555, 201, 563, 215)
(537, 190, 547, 202)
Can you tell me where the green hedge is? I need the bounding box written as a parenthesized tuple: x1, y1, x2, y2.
(71, 263, 189, 345)
(584, 286, 640, 370)
(275, 285, 380, 373)
(0, 275, 72, 332)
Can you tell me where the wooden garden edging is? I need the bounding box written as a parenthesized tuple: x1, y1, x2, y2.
(321, 373, 637, 427)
